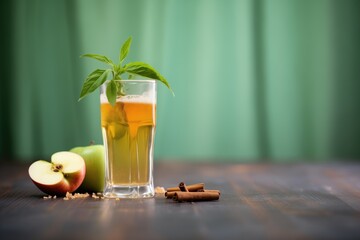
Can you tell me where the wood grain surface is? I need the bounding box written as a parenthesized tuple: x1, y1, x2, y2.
(1, 162, 360, 240)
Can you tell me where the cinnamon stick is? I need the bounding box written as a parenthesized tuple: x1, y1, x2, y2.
(173, 191, 220, 202)
(165, 191, 178, 199)
(179, 182, 189, 192)
(166, 183, 204, 192)
(197, 189, 221, 195)
(166, 190, 221, 199)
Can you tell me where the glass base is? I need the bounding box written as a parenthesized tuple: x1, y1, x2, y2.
(103, 184, 154, 199)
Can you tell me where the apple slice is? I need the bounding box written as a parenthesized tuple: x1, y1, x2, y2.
(29, 151, 86, 196)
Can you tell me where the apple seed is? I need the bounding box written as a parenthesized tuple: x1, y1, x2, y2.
(52, 164, 63, 172)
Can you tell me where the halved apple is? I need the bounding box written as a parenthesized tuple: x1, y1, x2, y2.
(28, 151, 86, 196)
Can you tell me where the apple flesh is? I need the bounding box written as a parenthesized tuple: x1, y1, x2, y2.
(28, 151, 86, 196)
(70, 145, 105, 192)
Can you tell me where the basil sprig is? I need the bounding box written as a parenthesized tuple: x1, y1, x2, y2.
(79, 36, 173, 105)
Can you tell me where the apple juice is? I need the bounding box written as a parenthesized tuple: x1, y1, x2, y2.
(101, 97, 156, 186)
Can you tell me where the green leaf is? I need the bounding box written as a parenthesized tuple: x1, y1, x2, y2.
(114, 65, 124, 79)
(119, 36, 132, 63)
(79, 69, 111, 101)
(106, 80, 117, 105)
(81, 54, 115, 67)
(78, 36, 173, 101)
(124, 62, 174, 94)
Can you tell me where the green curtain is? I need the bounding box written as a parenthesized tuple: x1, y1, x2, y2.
(1, 0, 360, 162)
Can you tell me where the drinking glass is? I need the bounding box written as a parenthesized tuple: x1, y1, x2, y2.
(100, 80, 156, 198)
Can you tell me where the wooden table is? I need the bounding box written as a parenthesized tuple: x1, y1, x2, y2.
(1, 162, 360, 239)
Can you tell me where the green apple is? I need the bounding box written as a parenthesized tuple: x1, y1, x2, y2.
(70, 145, 105, 192)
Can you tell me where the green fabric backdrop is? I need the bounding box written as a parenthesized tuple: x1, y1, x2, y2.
(1, 0, 360, 162)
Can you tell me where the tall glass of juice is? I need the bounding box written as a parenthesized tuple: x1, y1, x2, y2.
(100, 80, 156, 198)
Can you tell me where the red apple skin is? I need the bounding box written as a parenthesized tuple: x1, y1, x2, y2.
(30, 168, 86, 196)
